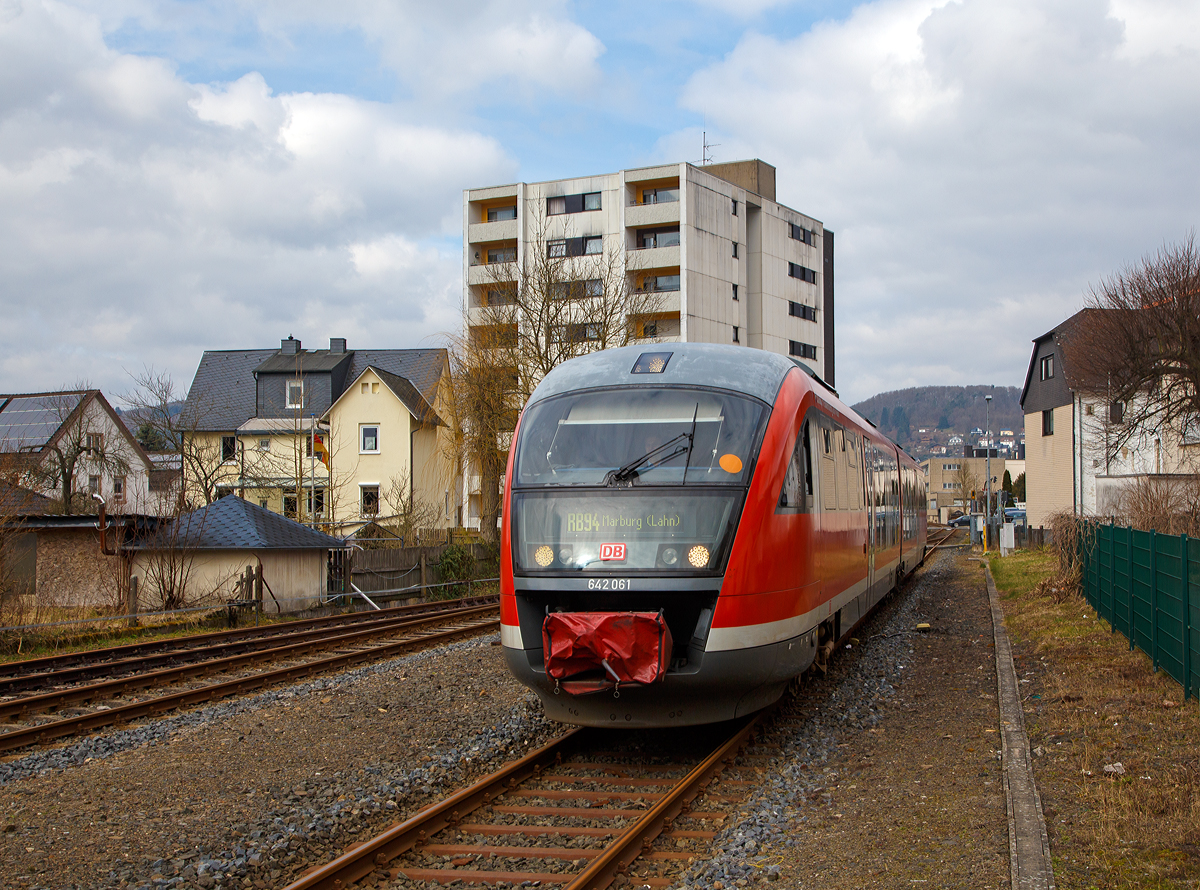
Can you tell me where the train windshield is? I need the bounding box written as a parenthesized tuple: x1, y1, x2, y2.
(514, 388, 767, 487)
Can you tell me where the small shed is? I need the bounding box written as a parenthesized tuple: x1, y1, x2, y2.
(130, 496, 346, 613)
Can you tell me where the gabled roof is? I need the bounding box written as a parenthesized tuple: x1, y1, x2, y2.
(182, 350, 276, 432)
(182, 345, 446, 433)
(324, 365, 443, 425)
(0, 480, 58, 515)
(1018, 309, 1099, 409)
(0, 391, 87, 451)
(139, 495, 346, 550)
(0, 390, 153, 471)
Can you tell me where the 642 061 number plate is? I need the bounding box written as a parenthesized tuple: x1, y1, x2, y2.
(587, 578, 631, 590)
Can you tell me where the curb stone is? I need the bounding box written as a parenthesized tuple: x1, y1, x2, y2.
(985, 562, 1055, 890)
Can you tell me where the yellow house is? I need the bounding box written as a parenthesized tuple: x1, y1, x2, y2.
(323, 366, 456, 532)
(180, 338, 456, 535)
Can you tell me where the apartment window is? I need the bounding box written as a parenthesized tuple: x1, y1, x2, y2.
(732, 198, 738, 216)
(360, 425, 379, 453)
(790, 340, 818, 360)
(1042, 409, 1054, 436)
(641, 187, 679, 204)
(547, 192, 601, 215)
(584, 279, 603, 297)
(552, 323, 601, 343)
(641, 319, 659, 338)
(112, 476, 125, 503)
(308, 487, 325, 515)
(258, 438, 270, 452)
(216, 486, 235, 500)
(1085, 403, 1095, 416)
(88, 475, 100, 494)
(942, 463, 960, 471)
(361, 485, 380, 516)
(637, 227, 680, 249)
(221, 435, 237, 463)
(732, 325, 740, 343)
(789, 301, 817, 321)
(789, 262, 817, 283)
(639, 274, 680, 293)
(486, 205, 517, 222)
(1109, 401, 1125, 424)
(286, 380, 304, 409)
(790, 223, 815, 245)
(583, 236, 603, 255)
(732, 241, 738, 258)
(486, 246, 516, 264)
(1041, 354, 1054, 380)
(260, 499, 269, 509)
(548, 239, 567, 258)
(485, 288, 516, 306)
(284, 494, 298, 518)
(732, 283, 738, 301)
(86, 432, 104, 453)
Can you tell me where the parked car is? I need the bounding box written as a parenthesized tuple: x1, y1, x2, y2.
(948, 514, 972, 528)
(1004, 508, 1027, 525)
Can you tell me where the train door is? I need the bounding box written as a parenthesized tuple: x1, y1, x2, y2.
(865, 442, 877, 593)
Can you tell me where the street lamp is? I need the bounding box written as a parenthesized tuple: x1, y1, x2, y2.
(985, 393, 993, 551)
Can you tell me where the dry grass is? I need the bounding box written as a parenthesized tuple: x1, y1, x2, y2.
(990, 549, 1200, 888)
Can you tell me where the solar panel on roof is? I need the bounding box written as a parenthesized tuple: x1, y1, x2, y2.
(0, 394, 84, 451)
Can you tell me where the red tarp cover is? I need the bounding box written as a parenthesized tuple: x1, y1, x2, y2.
(542, 611, 673, 687)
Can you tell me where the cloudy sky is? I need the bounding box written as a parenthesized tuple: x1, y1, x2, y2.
(1, 0, 1197, 406)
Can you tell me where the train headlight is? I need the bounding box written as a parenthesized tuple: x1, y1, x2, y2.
(687, 545, 711, 568)
(558, 546, 574, 564)
(534, 545, 554, 567)
(661, 547, 678, 566)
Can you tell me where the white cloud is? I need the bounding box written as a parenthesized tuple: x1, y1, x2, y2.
(679, 0, 1200, 402)
(0, 0, 516, 396)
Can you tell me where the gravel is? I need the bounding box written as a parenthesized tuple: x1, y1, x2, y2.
(0, 632, 560, 889)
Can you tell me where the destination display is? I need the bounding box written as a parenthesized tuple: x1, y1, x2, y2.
(512, 492, 741, 572)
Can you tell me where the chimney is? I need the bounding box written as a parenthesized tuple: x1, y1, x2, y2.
(281, 336, 300, 355)
(329, 338, 347, 354)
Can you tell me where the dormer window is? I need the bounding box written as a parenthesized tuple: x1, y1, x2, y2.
(287, 380, 304, 409)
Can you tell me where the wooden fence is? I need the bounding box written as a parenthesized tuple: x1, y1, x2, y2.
(350, 542, 492, 599)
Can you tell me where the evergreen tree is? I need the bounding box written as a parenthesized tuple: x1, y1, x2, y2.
(880, 406, 890, 427)
(1012, 473, 1026, 502)
(938, 413, 951, 429)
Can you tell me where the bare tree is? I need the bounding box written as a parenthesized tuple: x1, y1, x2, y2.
(453, 207, 667, 540)
(379, 473, 442, 546)
(20, 389, 134, 514)
(952, 462, 981, 512)
(1071, 233, 1200, 463)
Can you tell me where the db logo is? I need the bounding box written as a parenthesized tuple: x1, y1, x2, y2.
(598, 543, 626, 561)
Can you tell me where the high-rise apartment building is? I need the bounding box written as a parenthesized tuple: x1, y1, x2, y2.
(463, 159, 835, 384)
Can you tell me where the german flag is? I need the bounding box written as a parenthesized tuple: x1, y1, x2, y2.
(313, 433, 330, 468)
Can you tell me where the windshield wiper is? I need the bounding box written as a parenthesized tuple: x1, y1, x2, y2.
(609, 405, 700, 485)
(608, 432, 690, 484)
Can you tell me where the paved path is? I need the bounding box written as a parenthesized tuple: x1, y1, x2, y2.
(985, 563, 1056, 890)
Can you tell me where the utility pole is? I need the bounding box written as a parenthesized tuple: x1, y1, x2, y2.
(985, 392, 993, 552)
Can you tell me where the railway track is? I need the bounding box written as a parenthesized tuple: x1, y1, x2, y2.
(0, 597, 499, 754)
(285, 713, 773, 890)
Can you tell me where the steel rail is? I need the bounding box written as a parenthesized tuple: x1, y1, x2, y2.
(0, 614, 499, 753)
(282, 711, 766, 890)
(0, 599, 497, 696)
(0, 603, 497, 721)
(283, 728, 587, 890)
(0, 594, 497, 679)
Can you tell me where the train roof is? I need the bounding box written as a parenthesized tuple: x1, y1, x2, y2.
(527, 344, 820, 407)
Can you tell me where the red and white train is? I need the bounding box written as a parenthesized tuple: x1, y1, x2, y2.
(499, 343, 926, 727)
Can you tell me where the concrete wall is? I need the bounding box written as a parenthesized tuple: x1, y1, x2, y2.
(1025, 404, 1076, 528)
(35, 528, 122, 609)
(130, 549, 326, 613)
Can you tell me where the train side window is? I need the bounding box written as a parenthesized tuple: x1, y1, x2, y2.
(777, 419, 814, 513)
(820, 419, 837, 512)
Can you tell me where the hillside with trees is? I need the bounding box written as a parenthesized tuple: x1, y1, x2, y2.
(851, 385, 1024, 451)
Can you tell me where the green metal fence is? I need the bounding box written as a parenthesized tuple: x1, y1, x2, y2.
(1081, 522, 1200, 700)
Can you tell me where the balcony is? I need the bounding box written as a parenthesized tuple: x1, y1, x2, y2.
(627, 244, 680, 270)
(467, 262, 516, 286)
(468, 218, 518, 243)
(625, 200, 680, 229)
